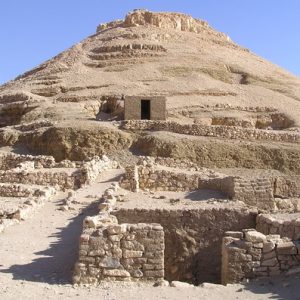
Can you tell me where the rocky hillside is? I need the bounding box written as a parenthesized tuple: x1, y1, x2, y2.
(0, 9, 299, 164)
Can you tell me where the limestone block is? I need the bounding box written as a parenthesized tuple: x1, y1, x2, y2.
(263, 241, 275, 253)
(245, 231, 266, 243)
(123, 250, 143, 258)
(103, 269, 130, 277)
(261, 257, 278, 267)
(277, 242, 297, 255)
(99, 257, 122, 268)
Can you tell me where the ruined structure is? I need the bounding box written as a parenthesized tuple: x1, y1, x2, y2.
(0, 8, 300, 296)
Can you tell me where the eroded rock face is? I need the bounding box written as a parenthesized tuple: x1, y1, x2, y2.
(124, 9, 210, 33)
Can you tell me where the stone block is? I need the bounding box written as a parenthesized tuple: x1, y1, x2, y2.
(99, 257, 122, 269)
(263, 251, 276, 260)
(123, 250, 143, 258)
(245, 231, 266, 243)
(263, 241, 275, 253)
(143, 270, 164, 278)
(103, 269, 130, 277)
(261, 257, 278, 267)
(277, 242, 297, 255)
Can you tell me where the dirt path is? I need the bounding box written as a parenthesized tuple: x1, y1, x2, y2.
(0, 169, 299, 300)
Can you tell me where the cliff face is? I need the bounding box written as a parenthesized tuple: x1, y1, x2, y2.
(0, 10, 299, 161)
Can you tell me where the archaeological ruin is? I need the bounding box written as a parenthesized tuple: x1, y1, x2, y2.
(0, 8, 300, 298)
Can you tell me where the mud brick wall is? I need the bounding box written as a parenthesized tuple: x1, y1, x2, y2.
(256, 214, 300, 240)
(121, 120, 300, 144)
(222, 230, 300, 284)
(112, 207, 257, 284)
(73, 219, 164, 284)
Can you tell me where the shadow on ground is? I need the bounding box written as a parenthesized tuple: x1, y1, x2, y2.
(0, 198, 99, 285)
(185, 189, 228, 201)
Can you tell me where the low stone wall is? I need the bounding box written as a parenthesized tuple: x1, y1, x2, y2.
(121, 120, 300, 144)
(139, 156, 202, 171)
(120, 163, 278, 210)
(80, 155, 118, 185)
(222, 230, 300, 284)
(0, 170, 80, 190)
(0, 153, 56, 170)
(113, 207, 257, 284)
(232, 177, 275, 210)
(73, 186, 165, 285)
(0, 183, 55, 198)
(256, 214, 300, 240)
(0, 154, 116, 190)
(274, 176, 300, 198)
(120, 165, 226, 193)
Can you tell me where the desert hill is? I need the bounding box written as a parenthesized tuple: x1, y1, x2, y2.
(0, 9, 299, 166)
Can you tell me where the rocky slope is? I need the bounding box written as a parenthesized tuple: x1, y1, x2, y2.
(0, 9, 299, 165)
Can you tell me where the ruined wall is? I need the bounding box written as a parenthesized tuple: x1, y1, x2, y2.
(120, 163, 278, 210)
(112, 207, 257, 284)
(73, 216, 164, 284)
(274, 176, 300, 198)
(232, 177, 275, 210)
(124, 96, 166, 120)
(121, 120, 300, 144)
(0, 153, 56, 170)
(0, 170, 80, 190)
(256, 214, 300, 240)
(222, 230, 300, 284)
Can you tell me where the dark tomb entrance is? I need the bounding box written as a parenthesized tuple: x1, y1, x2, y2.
(141, 99, 151, 120)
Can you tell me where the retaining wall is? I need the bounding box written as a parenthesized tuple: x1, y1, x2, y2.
(121, 120, 300, 144)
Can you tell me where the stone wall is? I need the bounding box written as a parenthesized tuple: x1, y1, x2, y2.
(256, 214, 300, 240)
(120, 163, 279, 210)
(113, 207, 257, 284)
(80, 155, 117, 185)
(222, 230, 300, 284)
(0, 169, 80, 190)
(73, 215, 164, 284)
(0, 153, 56, 170)
(274, 176, 300, 198)
(0, 154, 116, 190)
(232, 177, 275, 210)
(121, 120, 300, 144)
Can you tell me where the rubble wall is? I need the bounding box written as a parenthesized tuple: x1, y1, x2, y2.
(222, 230, 300, 284)
(256, 214, 300, 240)
(73, 215, 164, 284)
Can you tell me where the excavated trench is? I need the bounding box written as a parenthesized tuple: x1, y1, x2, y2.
(112, 207, 257, 284)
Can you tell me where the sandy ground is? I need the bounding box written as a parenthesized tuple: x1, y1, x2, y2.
(0, 169, 300, 300)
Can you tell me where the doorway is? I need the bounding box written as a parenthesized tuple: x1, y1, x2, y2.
(141, 100, 151, 120)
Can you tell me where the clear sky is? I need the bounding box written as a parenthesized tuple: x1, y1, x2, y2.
(0, 1, 299, 84)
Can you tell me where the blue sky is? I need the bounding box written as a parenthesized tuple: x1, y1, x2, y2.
(0, 1, 299, 84)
